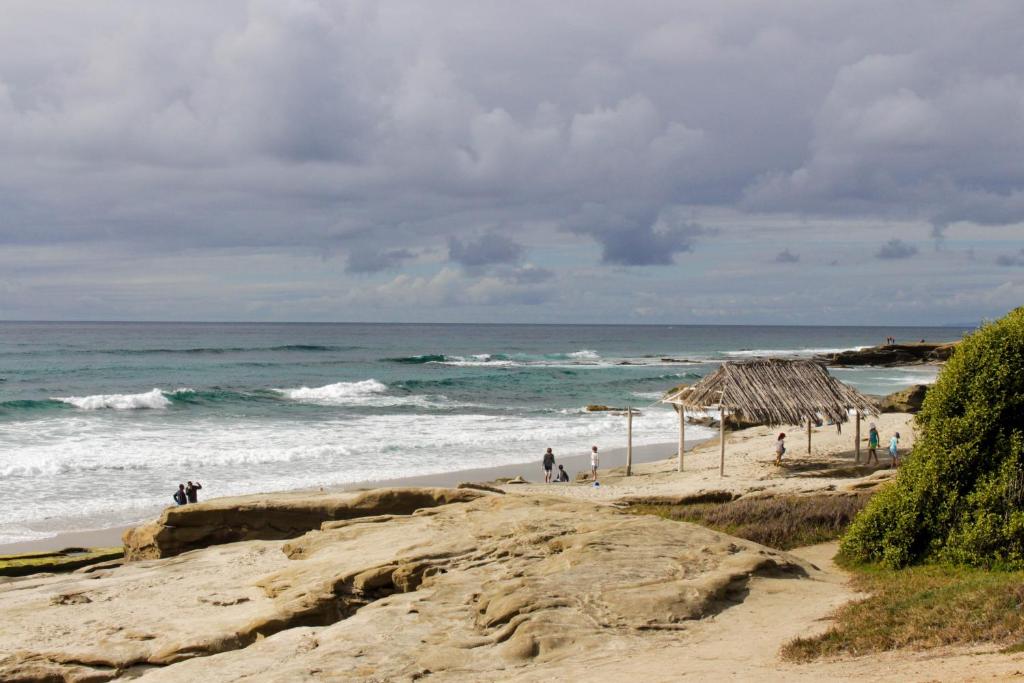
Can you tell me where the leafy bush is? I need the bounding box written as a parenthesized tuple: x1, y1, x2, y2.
(841, 307, 1024, 568)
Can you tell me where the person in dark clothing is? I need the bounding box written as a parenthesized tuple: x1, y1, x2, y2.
(555, 464, 570, 483)
(173, 484, 187, 506)
(542, 448, 555, 483)
(185, 481, 202, 504)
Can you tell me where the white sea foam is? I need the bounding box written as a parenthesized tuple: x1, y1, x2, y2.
(277, 379, 388, 403)
(0, 406, 714, 544)
(723, 345, 870, 358)
(55, 388, 172, 410)
(567, 349, 600, 360)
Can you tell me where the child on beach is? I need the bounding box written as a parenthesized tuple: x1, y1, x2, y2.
(774, 433, 786, 465)
(590, 446, 599, 482)
(867, 424, 880, 465)
(555, 464, 570, 482)
(889, 432, 901, 467)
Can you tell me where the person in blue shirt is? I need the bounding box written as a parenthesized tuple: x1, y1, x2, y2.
(889, 432, 901, 467)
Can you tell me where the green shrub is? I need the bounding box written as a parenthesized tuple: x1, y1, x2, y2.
(841, 307, 1024, 568)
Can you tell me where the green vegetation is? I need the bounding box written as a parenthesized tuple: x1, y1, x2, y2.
(0, 547, 123, 577)
(841, 306, 1024, 568)
(783, 563, 1024, 660)
(627, 493, 872, 550)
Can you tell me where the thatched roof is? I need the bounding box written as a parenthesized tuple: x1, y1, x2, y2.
(662, 359, 878, 426)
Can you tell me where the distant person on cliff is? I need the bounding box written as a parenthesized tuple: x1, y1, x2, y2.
(889, 432, 901, 467)
(590, 446, 600, 481)
(555, 464, 570, 482)
(867, 424, 880, 465)
(172, 484, 187, 506)
(542, 448, 555, 483)
(774, 433, 786, 466)
(185, 481, 203, 504)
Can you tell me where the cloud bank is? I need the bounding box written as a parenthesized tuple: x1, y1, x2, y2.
(0, 0, 1022, 323)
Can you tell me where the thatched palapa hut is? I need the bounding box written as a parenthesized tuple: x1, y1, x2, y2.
(662, 359, 878, 475)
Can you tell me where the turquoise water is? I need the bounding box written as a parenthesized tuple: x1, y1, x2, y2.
(0, 322, 962, 543)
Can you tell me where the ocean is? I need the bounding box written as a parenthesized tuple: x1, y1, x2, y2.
(0, 322, 963, 545)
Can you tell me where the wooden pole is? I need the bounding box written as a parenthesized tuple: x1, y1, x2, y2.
(719, 404, 726, 476)
(678, 405, 685, 472)
(807, 416, 812, 454)
(626, 407, 633, 476)
(854, 410, 861, 463)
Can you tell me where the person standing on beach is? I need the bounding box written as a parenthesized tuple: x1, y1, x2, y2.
(173, 484, 187, 506)
(774, 433, 786, 465)
(889, 432, 901, 467)
(867, 424, 880, 465)
(542, 448, 555, 483)
(185, 481, 202, 504)
(590, 446, 600, 481)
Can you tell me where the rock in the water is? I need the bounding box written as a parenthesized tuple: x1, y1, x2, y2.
(0, 494, 814, 683)
(818, 342, 958, 367)
(876, 384, 930, 413)
(122, 487, 484, 561)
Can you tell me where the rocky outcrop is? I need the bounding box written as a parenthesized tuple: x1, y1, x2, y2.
(122, 487, 483, 561)
(876, 384, 930, 413)
(0, 493, 814, 682)
(818, 342, 958, 366)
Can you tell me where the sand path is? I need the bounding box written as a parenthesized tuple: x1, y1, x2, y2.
(507, 541, 1024, 682)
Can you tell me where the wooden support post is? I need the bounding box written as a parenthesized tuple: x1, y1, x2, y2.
(626, 407, 633, 476)
(855, 410, 861, 463)
(807, 417, 813, 454)
(719, 404, 726, 477)
(678, 405, 685, 472)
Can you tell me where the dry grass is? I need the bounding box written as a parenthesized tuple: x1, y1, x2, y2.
(783, 564, 1024, 660)
(626, 492, 872, 550)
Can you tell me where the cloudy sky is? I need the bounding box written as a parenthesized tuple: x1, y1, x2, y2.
(1, 0, 1022, 325)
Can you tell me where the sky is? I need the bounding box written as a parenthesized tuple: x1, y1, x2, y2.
(1, 0, 1022, 325)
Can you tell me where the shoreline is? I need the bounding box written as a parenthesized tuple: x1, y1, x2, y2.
(0, 438, 701, 555)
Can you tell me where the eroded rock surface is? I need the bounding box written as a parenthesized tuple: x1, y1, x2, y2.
(818, 342, 957, 366)
(0, 492, 815, 682)
(123, 487, 483, 560)
(877, 384, 929, 413)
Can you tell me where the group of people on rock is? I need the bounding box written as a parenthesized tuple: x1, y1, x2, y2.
(172, 481, 203, 505)
(774, 423, 901, 467)
(542, 445, 600, 484)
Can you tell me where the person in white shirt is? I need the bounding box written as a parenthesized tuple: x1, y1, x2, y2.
(590, 445, 600, 481)
(774, 432, 786, 466)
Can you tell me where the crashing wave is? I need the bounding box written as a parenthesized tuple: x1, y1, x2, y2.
(55, 388, 173, 410)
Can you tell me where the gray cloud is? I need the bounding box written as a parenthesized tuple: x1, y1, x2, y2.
(345, 247, 415, 274)
(775, 249, 799, 263)
(996, 249, 1024, 266)
(876, 239, 918, 260)
(0, 1, 1022, 322)
(448, 233, 524, 267)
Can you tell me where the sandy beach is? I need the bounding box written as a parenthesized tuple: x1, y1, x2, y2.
(0, 439, 695, 555)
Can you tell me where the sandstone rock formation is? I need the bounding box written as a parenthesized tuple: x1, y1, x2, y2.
(0, 491, 814, 682)
(876, 384, 929, 413)
(123, 487, 483, 561)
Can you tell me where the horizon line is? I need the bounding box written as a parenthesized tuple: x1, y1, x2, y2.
(0, 319, 976, 329)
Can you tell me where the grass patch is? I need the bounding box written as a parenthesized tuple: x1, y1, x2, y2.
(626, 493, 872, 550)
(0, 547, 123, 577)
(783, 563, 1024, 660)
